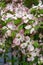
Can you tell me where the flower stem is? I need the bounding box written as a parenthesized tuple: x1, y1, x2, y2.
(11, 48, 14, 65)
(4, 53, 6, 65)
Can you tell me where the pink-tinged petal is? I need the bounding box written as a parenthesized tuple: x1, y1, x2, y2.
(27, 58, 31, 61)
(27, 57, 34, 61)
(25, 36, 30, 41)
(27, 44, 34, 51)
(25, 36, 30, 43)
(19, 29, 24, 34)
(7, 22, 16, 30)
(13, 38, 20, 46)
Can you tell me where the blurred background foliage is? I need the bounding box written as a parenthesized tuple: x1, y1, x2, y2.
(0, 0, 40, 8)
(23, 0, 39, 8)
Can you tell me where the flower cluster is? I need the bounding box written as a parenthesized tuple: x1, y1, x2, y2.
(0, 0, 43, 65)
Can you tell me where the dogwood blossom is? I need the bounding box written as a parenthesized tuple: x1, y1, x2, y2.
(13, 38, 20, 46)
(7, 22, 16, 30)
(27, 44, 34, 52)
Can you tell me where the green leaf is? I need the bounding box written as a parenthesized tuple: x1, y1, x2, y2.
(18, 24, 23, 30)
(31, 9, 43, 16)
(11, 31, 16, 38)
(34, 25, 39, 30)
(0, 2, 6, 8)
(6, 18, 12, 24)
(40, 22, 43, 25)
(22, 62, 28, 65)
(14, 18, 22, 25)
(1, 29, 7, 35)
(39, 9, 43, 14)
(39, 26, 43, 28)
(23, 0, 39, 8)
(20, 55, 28, 65)
(6, 10, 14, 14)
(33, 33, 39, 40)
(33, 56, 38, 63)
(33, 0, 39, 5)
(23, 0, 33, 8)
(33, 41, 39, 48)
(30, 8, 37, 15)
(0, 44, 5, 49)
(5, 37, 12, 51)
(24, 30, 30, 35)
(0, 20, 6, 26)
(29, 20, 35, 24)
(23, 23, 27, 28)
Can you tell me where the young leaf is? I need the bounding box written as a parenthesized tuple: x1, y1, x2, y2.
(0, 1, 6, 8)
(0, 20, 6, 26)
(11, 31, 16, 38)
(29, 20, 35, 24)
(14, 18, 22, 25)
(6, 18, 12, 24)
(30, 8, 37, 15)
(24, 30, 30, 35)
(39, 9, 43, 14)
(18, 24, 23, 30)
(23, 0, 39, 8)
(33, 0, 39, 5)
(33, 41, 39, 48)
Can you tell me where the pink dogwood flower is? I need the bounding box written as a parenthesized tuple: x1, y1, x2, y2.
(7, 22, 16, 30)
(13, 38, 20, 46)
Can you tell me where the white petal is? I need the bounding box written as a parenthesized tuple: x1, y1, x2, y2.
(26, 14, 34, 19)
(6, 30, 11, 36)
(30, 28, 35, 34)
(24, 19, 28, 23)
(27, 44, 34, 51)
(25, 25, 32, 29)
